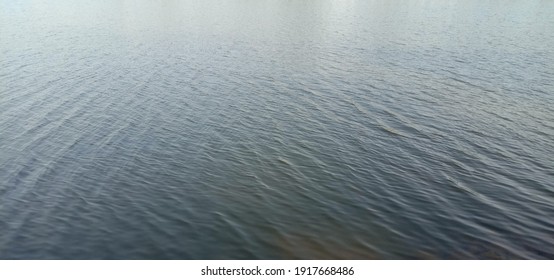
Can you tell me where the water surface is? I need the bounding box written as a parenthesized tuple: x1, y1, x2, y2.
(1, 0, 554, 259)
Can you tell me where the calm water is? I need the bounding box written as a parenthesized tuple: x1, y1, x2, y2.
(1, 0, 553, 259)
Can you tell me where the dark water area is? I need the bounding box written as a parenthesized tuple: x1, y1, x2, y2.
(1, 0, 554, 259)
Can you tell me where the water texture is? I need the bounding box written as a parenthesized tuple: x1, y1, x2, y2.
(1, 0, 553, 259)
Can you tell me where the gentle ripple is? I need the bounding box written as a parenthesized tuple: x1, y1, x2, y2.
(1, 0, 554, 259)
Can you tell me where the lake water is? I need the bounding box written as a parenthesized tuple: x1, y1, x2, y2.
(1, 0, 553, 259)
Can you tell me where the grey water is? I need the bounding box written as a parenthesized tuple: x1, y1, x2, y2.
(1, 0, 554, 259)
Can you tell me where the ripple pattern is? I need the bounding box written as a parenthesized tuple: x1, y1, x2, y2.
(1, 0, 554, 259)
